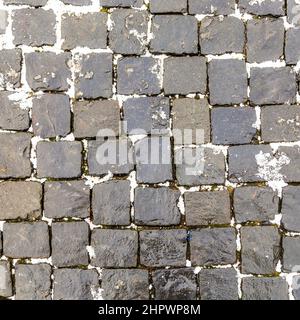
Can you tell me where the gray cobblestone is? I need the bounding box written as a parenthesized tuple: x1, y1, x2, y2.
(26, 52, 71, 92)
(190, 228, 236, 266)
(282, 186, 300, 233)
(0, 181, 42, 220)
(185, 190, 231, 226)
(32, 94, 71, 138)
(101, 269, 149, 300)
(208, 59, 248, 105)
(250, 67, 297, 105)
(239, 0, 285, 16)
(283, 236, 300, 272)
(3, 222, 50, 259)
(234, 187, 279, 223)
(0, 92, 29, 130)
(15, 264, 51, 300)
(51, 222, 89, 267)
(247, 18, 284, 63)
(0, 261, 12, 298)
(44, 181, 90, 219)
(0, 133, 32, 179)
(91, 229, 138, 267)
(240, 226, 281, 274)
(164, 57, 207, 95)
(92, 180, 131, 226)
(150, 15, 198, 54)
(53, 269, 99, 300)
(150, 0, 187, 13)
(200, 16, 245, 55)
(109, 9, 148, 54)
(12, 8, 56, 46)
(135, 187, 181, 226)
(211, 107, 257, 145)
(199, 268, 239, 300)
(140, 230, 187, 267)
(189, 0, 235, 15)
(261, 105, 300, 142)
(37, 141, 82, 179)
(0, 49, 22, 89)
(74, 53, 113, 99)
(62, 12, 107, 50)
(152, 269, 196, 300)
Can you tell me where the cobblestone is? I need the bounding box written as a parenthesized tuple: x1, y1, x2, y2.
(0, 0, 300, 301)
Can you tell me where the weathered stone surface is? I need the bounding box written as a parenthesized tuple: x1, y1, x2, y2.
(234, 187, 279, 223)
(74, 100, 120, 138)
(75, 53, 112, 99)
(93, 180, 130, 226)
(0, 261, 12, 298)
(110, 9, 148, 54)
(0, 11, 7, 34)
(175, 147, 226, 186)
(12, 8, 56, 46)
(277, 146, 300, 182)
(208, 59, 248, 105)
(242, 277, 289, 300)
(0, 133, 32, 179)
(261, 105, 300, 142)
(282, 186, 300, 233)
(292, 275, 300, 300)
(283, 236, 300, 272)
(250, 67, 297, 105)
(211, 107, 257, 145)
(240, 0, 285, 16)
(200, 16, 245, 55)
(15, 264, 51, 300)
(91, 229, 138, 267)
(189, 0, 235, 15)
(190, 228, 236, 266)
(62, 12, 107, 50)
(4, 0, 48, 5)
(240, 226, 281, 274)
(37, 141, 82, 179)
(123, 97, 170, 134)
(247, 18, 284, 63)
(32, 94, 71, 138)
(3, 222, 50, 258)
(26, 52, 71, 92)
(285, 28, 300, 65)
(153, 269, 196, 300)
(117, 57, 161, 95)
(0, 181, 42, 220)
(185, 190, 231, 226)
(0, 49, 22, 89)
(135, 137, 173, 184)
(164, 57, 207, 95)
(287, 0, 300, 26)
(53, 269, 99, 300)
(150, 0, 187, 13)
(135, 187, 181, 226)
(88, 138, 134, 176)
(102, 269, 149, 300)
(228, 145, 273, 183)
(101, 0, 144, 7)
(52, 222, 89, 267)
(150, 15, 198, 54)
(0, 92, 29, 131)
(199, 268, 239, 300)
(173, 98, 210, 144)
(140, 230, 187, 267)
(44, 181, 89, 219)
(62, 0, 91, 4)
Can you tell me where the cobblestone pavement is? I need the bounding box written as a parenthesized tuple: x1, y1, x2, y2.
(0, 0, 300, 301)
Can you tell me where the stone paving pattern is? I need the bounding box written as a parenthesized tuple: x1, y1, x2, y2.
(0, 0, 300, 300)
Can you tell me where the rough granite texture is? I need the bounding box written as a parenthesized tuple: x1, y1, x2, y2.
(0, 0, 299, 301)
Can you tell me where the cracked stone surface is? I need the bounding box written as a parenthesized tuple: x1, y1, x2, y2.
(0, 0, 300, 301)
